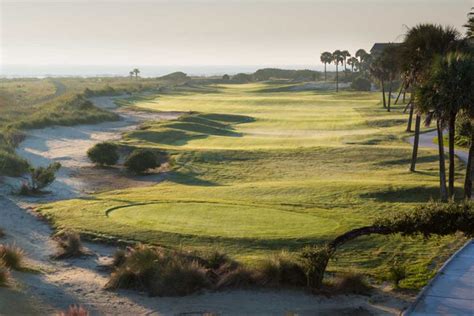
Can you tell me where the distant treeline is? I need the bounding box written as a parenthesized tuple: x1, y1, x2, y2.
(226, 68, 321, 83)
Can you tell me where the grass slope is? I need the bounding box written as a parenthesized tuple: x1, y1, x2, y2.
(39, 83, 466, 289)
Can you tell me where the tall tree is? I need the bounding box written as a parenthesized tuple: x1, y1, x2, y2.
(347, 57, 359, 72)
(355, 49, 368, 65)
(399, 24, 461, 174)
(320, 52, 333, 81)
(369, 57, 388, 108)
(379, 44, 401, 112)
(332, 50, 344, 92)
(129, 71, 134, 79)
(418, 53, 474, 199)
(133, 68, 140, 78)
(341, 50, 350, 78)
(464, 7, 474, 38)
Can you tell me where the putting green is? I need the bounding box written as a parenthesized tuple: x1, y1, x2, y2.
(107, 202, 338, 238)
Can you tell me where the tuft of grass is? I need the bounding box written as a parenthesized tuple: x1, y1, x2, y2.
(0, 261, 11, 287)
(256, 251, 306, 287)
(58, 305, 89, 316)
(53, 231, 87, 259)
(388, 263, 407, 288)
(112, 249, 127, 268)
(0, 244, 24, 270)
(215, 266, 257, 289)
(332, 272, 372, 295)
(106, 244, 210, 297)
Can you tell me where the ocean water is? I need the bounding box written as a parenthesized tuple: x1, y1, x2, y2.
(0, 64, 322, 78)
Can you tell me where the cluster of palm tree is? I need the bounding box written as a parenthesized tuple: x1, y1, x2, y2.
(129, 68, 140, 79)
(397, 17, 474, 201)
(319, 49, 372, 92)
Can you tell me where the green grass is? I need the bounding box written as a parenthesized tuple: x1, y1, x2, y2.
(38, 83, 466, 289)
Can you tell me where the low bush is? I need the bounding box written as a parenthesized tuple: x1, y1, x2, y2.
(257, 251, 306, 287)
(106, 245, 210, 296)
(0, 150, 30, 177)
(58, 305, 89, 316)
(54, 231, 87, 259)
(0, 244, 24, 270)
(124, 150, 159, 174)
(333, 272, 371, 295)
(351, 76, 372, 91)
(0, 262, 10, 287)
(215, 266, 257, 289)
(300, 245, 332, 289)
(20, 162, 61, 194)
(388, 263, 407, 288)
(87, 142, 119, 167)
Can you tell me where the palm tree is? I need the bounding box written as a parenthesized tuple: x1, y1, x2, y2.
(355, 49, 368, 65)
(341, 50, 350, 78)
(417, 53, 474, 199)
(379, 44, 401, 111)
(464, 7, 473, 38)
(332, 50, 344, 92)
(369, 57, 388, 108)
(347, 57, 359, 72)
(399, 24, 461, 175)
(129, 71, 134, 79)
(320, 52, 333, 81)
(133, 68, 140, 78)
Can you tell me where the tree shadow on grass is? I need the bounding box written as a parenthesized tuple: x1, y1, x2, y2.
(166, 169, 220, 186)
(360, 186, 464, 203)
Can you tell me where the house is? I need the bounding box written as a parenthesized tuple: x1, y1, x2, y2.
(370, 43, 400, 58)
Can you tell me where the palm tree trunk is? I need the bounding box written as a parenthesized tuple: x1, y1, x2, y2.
(387, 79, 393, 112)
(407, 103, 414, 132)
(410, 114, 421, 172)
(464, 128, 474, 199)
(448, 112, 456, 197)
(381, 79, 386, 108)
(437, 120, 448, 202)
(336, 64, 339, 92)
(402, 90, 406, 103)
(324, 63, 327, 81)
(394, 83, 404, 105)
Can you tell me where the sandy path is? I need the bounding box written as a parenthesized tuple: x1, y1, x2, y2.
(0, 95, 409, 315)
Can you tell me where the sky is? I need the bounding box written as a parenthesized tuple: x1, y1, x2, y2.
(0, 0, 472, 74)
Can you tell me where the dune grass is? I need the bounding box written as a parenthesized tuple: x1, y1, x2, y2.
(38, 83, 467, 289)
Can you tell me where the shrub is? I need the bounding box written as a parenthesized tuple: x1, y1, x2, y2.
(106, 244, 210, 296)
(300, 245, 333, 289)
(215, 266, 257, 289)
(112, 249, 127, 268)
(0, 244, 24, 270)
(58, 305, 89, 316)
(0, 262, 10, 287)
(54, 231, 86, 259)
(388, 263, 407, 288)
(375, 201, 474, 237)
(87, 142, 119, 166)
(333, 272, 371, 295)
(257, 251, 306, 287)
(0, 150, 30, 177)
(124, 150, 159, 174)
(21, 162, 61, 194)
(351, 76, 371, 91)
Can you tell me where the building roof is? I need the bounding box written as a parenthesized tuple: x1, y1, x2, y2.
(370, 43, 400, 56)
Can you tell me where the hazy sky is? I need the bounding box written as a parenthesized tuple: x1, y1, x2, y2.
(1, 0, 472, 68)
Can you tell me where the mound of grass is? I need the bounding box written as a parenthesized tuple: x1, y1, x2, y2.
(58, 305, 89, 316)
(53, 231, 87, 259)
(0, 244, 24, 270)
(256, 251, 306, 287)
(332, 272, 372, 295)
(0, 261, 10, 287)
(106, 245, 210, 296)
